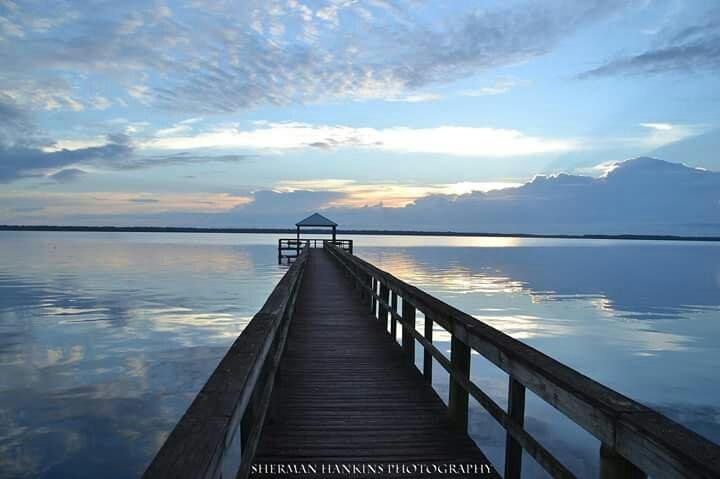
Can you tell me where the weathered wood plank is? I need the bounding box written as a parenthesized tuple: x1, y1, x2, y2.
(448, 336, 470, 432)
(504, 377, 526, 479)
(324, 243, 720, 479)
(401, 300, 416, 364)
(252, 249, 497, 478)
(423, 315, 433, 383)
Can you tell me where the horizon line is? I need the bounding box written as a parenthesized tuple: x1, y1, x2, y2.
(1, 225, 719, 242)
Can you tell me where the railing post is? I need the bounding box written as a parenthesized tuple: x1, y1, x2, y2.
(504, 377, 526, 479)
(354, 264, 361, 296)
(390, 291, 398, 340)
(401, 300, 415, 363)
(359, 269, 368, 302)
(449, 336, 470, 432)
(423, 315, 433, 383)
(371, 276, 377, 316)
(600, 444, 646, 479)
(379, 283, 390, 330)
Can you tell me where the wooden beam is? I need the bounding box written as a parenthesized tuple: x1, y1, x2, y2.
(449, 336, 470, 432)
(379, 283, 390, 331)
(401, 300, 416, 364)
(423, 315, 433, 383)
(504, 377, 526, 479)
(600, 443, 646, 479)
(391, 291, 398, 340)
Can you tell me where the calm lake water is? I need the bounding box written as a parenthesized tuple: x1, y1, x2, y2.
(0, 232, 718, 478)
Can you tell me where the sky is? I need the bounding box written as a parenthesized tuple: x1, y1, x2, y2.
(1, 0, 719, 233)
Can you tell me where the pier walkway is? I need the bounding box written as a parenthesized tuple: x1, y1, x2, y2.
(145, 243, 720, 479)
(252, 249, 492, 477)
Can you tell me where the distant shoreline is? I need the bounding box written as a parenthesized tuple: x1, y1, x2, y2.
(1, 224, 719, 242)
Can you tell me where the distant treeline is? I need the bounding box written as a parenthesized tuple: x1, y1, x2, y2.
(1, 224, 719, 242)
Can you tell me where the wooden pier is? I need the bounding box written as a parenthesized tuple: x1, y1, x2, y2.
(144, 242, 720, 479)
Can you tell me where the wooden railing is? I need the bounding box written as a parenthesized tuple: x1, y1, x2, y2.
(144, 245, 309, 479)
(324, 242, 720, 479)
(278, 238, 352, 263)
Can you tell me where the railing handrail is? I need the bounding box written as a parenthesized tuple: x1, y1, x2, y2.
(144, 245, 310, 479)
(278, 238, 352, 244)
(324, 242, 720, 479)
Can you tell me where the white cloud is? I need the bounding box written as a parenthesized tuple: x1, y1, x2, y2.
(287, 0, 313, 22)
(127, 85, 151, 105)
(143, 122, 580, 157)
(1, 0, 635, 113)
(0, 78, 87, 112)
(63, 96, 84, 112)
(90, 96, 112, 110)
(43, 138, 108, 152)
(0, 15, 24, 39)
(316, 5, 340, 27)
(385, 93, 441, 103)
(461, 79, 519, 97)
(640, 122, 673, 131)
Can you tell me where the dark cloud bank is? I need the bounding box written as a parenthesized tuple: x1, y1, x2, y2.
(42, 157, 718, 236)
(0, 95, 248, 182)
(580, 8, 720, 78)
(296, 157, 720, 235)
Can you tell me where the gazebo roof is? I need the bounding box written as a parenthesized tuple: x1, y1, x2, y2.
(296, 212, 337, 227)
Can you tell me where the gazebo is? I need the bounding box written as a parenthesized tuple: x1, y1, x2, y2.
(278, 213, 351, 263)
(295, 212, 338, 243)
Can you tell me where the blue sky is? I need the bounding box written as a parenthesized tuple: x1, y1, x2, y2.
(1, 0, 719, 231)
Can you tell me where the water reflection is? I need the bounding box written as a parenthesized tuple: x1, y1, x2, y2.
(0, 232, 285, 478)
(1, 232, 719, 478)
(358, 243, 720, 477)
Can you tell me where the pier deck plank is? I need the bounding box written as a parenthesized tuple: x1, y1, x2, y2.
(251, 249, 496, 478)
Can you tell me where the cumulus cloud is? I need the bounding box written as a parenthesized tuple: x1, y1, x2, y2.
(144, 121, 579, 157)
(580, 10, 720, 77)
(144, 157, 718, 235)
(218, 189, 347, 227)
(7, 158, 718, 235)
(323, 157, 720, 235)
(650, 128, 720, 171)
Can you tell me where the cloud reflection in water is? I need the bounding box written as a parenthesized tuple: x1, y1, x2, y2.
(358, 242, 720, 477)
(0, 232, 285, 478)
